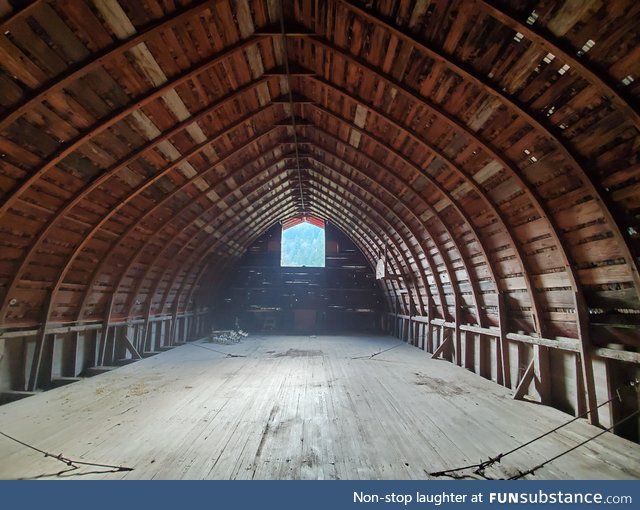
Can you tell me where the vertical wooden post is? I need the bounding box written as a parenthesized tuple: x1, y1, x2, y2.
(28, 291, 54, 391)
(497, 292, 511, 388)
(533, 344, 551, 403)
(28, 330, 47, 391)
(575, 292, 599, 425)
(495, 335, 504, 385)
(408, 293, 414, 345)
(183, 314, 189, 341)
(575, 354, 587, 416)
(425, 294, 433, 353)
(141, 295, 154, 354)
(446, 326, 453, 361)
(168, 307, 179, 346)
(394, 295, 399, 339)
(98, 294, 114, 366)
(462, 330, 473, 370)
(111, 325, 119, 362)
(478, 334, 487, 377)
(454, 303, 461, 367)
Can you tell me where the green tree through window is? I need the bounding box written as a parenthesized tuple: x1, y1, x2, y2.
(281, 222, 325, 267)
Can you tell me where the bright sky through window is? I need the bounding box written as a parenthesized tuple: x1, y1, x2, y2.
(281, 222, 325, 267)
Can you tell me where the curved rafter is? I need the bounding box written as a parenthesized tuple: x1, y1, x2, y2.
(297, 123, 504, 320)
(166, 159, 416, 321)
(134, 169, 298, 321)
(0, 0, 638, 431)
(3, 100, 283, 321)
(334, 0, 640, 132)
(322, 1, 640, 288)
(291, 34, 640, 307)
(0, 35, 267, 218)
(296, 141, 455, 318)
(299, 151, 474, 323)
(0, 0, 219, 131)
(308, 166, 431, 311)
(112, 138, 425, 321)
(475, 0, 640, 130)
(153, 186, 300, 317)
(106, 144, 298, 315)
(119, 155, 294, 318)
(2, 123, 288, 324)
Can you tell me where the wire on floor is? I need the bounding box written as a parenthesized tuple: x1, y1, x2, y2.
(508, 408, 640, 480)
(351, 343, 402, 360)
(429, 378, 639, 478)
(0, 431, 134, 474)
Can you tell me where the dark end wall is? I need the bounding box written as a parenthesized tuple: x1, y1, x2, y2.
(209, 223, 386, 334)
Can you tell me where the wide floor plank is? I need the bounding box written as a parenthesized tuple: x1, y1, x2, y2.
(0, 335, 637, 480)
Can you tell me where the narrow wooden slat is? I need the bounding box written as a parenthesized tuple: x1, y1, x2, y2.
(513, 358, 535, 400)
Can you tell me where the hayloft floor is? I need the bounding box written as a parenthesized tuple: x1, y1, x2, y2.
(0, 335, 637, 480)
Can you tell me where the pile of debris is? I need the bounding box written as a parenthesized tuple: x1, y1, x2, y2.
(205, 329, 249, 345)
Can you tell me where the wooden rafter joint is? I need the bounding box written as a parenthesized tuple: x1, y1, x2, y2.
(271, 94, 316, 104)
(513, 359, 536, 401)
(254, 22, 313, 37)
(431, 335, 453, 360)
(263, 65, 316, 76)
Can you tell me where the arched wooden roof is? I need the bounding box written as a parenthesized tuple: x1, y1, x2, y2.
(0, 0, 638, 361)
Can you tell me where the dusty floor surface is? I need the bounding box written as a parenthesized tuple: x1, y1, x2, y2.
(0, 335, 637, 480)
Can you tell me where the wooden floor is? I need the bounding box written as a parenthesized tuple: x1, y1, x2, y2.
(0, 335, 638, 480)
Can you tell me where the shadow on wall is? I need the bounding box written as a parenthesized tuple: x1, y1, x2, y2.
(211, 223, 385, 334)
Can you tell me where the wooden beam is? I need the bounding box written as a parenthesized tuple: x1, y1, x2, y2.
(296, 186, 415, 308)
(286, 143, 444, 320)
(27, 332, 46, 392)
(120, 147, 298, 318)
(303, 184, 420, 314)
(51, 126, 286, 332)
(305, 78, 483, 326)
(4, 79, 277, 324)
(303, 200, 409, 309)
(0, 35, 266, 219)
(122, 151, 290, 316)
(135, 171, 297, 325)
(97, 295, 115, 367)
(575, 292, 599, 425)
(302, 76, 541, 330)
(432, 334, 452, 360)
(0, 313, 201, 339)
(0, 2, 41, 32)
(122, 336, 142, 360)
(476, 0, 640, 131)
(327, 2, 640, 300)
(74, 121, 285, 320)
(513, 359, 536, 400)
(0, 0, 218, 132)
(176, 202, 302, 316)
(497, 292, 512, 388)
(27, 292, 55, 391)
(163, 186, 303, 309)
(309, 164, 431, 315)
(167, 194, 300, 316)
(157, 183, 300, 316)
(593, 348, 640, 364)
(533, 344, 551, 404)
(310, 37, 634, 368)
(302, 103, 478, 324)
(292, 147, 442, 318)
